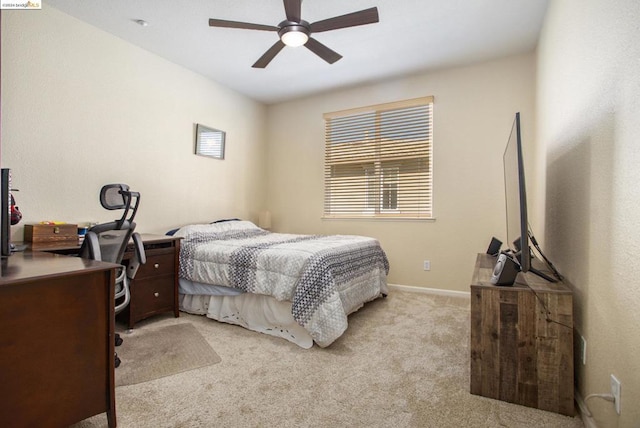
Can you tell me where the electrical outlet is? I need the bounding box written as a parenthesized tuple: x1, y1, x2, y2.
(580, 335, 587, 365)
(610, 374, 621, 414)
(423, 260, 431, 271)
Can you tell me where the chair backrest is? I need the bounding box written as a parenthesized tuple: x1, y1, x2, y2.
(79, 226, 134, 265)
(78, 183, 141, 265)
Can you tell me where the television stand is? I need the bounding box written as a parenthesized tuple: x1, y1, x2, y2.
(470, 253, 574, 416)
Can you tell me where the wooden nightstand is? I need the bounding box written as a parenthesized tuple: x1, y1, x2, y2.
(119, 234, 181, 328)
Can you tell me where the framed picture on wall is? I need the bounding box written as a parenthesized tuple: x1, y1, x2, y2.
(195, 124, 225, 159)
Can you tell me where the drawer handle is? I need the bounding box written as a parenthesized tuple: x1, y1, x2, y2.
(154, 263, 160, 269)
(154, 292, 159, 297)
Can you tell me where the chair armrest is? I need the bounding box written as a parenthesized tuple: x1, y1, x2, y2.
(81, 231, 102, 261)
(126, 232, 146, 279)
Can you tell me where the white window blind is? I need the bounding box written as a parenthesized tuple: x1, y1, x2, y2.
(323, 96, 433, 219)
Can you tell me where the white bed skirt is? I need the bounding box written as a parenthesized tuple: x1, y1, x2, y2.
(179, 293, 314, 349)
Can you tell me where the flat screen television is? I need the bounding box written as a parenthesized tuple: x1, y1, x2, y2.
(1, 168, 12, 257)
(503, 113, 558, 282)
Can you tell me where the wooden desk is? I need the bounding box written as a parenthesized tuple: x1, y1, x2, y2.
(469, 253, 574, 416)
(0, 251, 119, 427)
(23, 233, 182, 328)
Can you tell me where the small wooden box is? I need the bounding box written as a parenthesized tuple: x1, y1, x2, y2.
(24, 224, 78, 246)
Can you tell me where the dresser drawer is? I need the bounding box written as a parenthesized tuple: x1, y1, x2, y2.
(135, 252, 175, 279)
(118, 234, 180, 329)
(130, 275, 175, 321)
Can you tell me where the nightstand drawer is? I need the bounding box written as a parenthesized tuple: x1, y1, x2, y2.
(130, 275, 175, 321)
(135, 252, 174, 279)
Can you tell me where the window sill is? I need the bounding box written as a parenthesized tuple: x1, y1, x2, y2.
(322, 216, 436, 222)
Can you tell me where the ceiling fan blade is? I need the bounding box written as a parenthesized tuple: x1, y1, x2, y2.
(310, 7, 379, 33)
(209, 18, 278, 32)
(305, 37, 342, 64)
(252, 40, 286, 68)
(283, 0, 302, 22)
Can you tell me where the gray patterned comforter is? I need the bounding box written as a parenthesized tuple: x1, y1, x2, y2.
(175, 221, 389, 346)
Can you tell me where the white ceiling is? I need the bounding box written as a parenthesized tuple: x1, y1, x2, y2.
(46, 0, 549, 105)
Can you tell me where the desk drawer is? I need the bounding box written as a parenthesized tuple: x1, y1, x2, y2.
(135, 252, 174, 279)
(130, 274, 175, 321)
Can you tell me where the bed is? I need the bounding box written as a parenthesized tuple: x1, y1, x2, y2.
(171, 220, 389, 348)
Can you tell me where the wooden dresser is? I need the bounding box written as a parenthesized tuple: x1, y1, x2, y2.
(469, 253, 574, 416)
(0, 251, 119, 427)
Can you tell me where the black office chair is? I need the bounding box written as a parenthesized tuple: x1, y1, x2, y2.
(79, 184, 146, 368)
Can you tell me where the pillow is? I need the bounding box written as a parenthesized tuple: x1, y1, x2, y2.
(166, 218, 242, 236)
(211, 218, 241, 224)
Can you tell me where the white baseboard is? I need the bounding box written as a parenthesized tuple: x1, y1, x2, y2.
(575, 390, 599, 428)
(387, 283, 470, 299)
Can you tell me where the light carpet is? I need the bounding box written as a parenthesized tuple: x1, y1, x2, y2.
(73, 290, 584, 427)
(115, 323, 221, 387)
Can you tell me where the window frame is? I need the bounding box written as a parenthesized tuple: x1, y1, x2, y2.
(323, 96, 434, 220)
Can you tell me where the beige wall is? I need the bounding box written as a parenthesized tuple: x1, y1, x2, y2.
(266, 54, 537, 291)
(1, 6, 267, 238)
(537, 0, 640, 426)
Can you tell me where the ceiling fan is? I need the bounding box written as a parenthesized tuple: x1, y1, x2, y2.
(208, 0, 379, 68)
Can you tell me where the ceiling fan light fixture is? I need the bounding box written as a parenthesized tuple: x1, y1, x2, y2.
(209, 3, 380, 68)
(279, 25, 309, 47)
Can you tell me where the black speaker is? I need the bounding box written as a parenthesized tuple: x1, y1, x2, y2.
(486, 237, 502, 256)
(490, 253, 520, 286)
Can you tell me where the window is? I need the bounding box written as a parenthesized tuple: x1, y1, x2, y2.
(323, 96, 433, 219)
